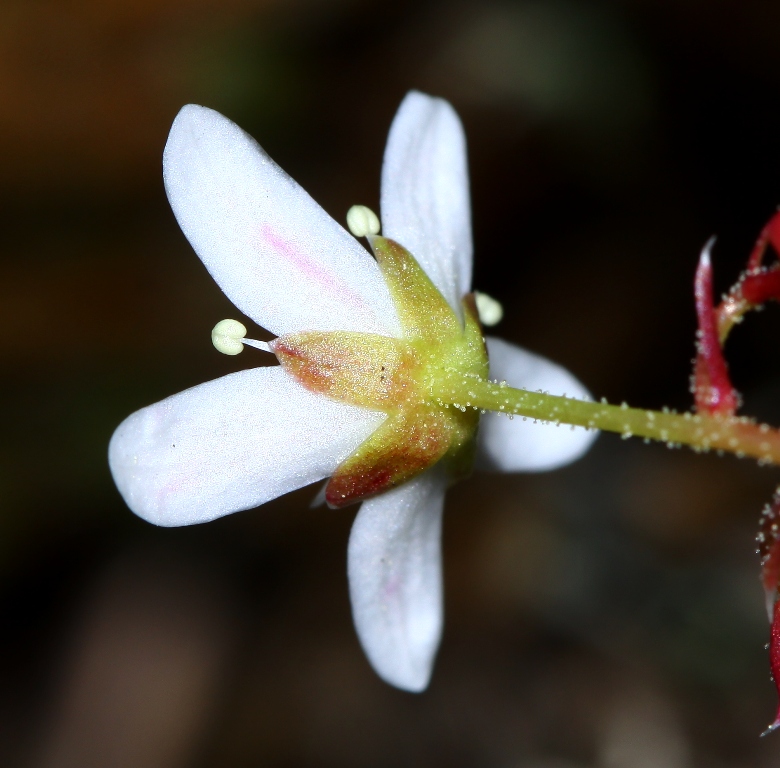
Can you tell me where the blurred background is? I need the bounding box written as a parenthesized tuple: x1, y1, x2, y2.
(3, 0, 780, 765)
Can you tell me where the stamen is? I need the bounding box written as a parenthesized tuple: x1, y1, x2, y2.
(346, 205, 380, 238)
(241, 338, 273, 353)
(211, 319, 271, 355)
(474, 291, 504, 326)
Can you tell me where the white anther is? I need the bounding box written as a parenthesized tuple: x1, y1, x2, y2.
(474, 291, 504, 326)
(346, 205, 380, 238)
(212, 319, 272, 355)
(212, 319, 247, 355)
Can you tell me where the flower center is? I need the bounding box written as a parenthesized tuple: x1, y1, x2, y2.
(210, 206, 489, 508)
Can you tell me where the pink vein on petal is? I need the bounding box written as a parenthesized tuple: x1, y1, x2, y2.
(383, 569, 401, 601)
(259, 224, 380, 327)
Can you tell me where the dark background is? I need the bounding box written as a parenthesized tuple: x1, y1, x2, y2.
(3, 0, 780, 765)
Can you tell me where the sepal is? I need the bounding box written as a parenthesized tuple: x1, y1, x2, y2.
(325, 410, 453, 507)
(368, 236, 462, 340)
(272, 332, 415, 411)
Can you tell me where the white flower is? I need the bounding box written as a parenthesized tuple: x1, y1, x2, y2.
(109, 91, 596, 692)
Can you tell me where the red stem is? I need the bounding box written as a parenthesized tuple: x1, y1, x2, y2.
(748, 210, 780, 272)
(741, 266, 780, 305)
(693, 241, 738, 415)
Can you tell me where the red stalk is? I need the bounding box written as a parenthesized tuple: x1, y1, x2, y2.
(692, 241, 738, 415)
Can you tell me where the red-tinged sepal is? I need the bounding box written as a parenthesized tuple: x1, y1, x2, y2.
(692, 241, 739, 415)
(326, 410, 452, 507)
(325, 403, 479, 508)
(272, 331, 417, 411)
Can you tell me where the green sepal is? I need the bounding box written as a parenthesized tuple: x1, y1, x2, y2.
(368, 236, 462, 342)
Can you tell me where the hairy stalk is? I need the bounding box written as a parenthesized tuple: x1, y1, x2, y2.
(433, 371, 780, 466)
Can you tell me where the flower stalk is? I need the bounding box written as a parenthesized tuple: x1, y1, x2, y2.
(434, 372, 780, 465)
(433, 210, 780, 475)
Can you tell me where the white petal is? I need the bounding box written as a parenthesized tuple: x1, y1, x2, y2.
(479, 336, 598, 472)
(347, 467, 446, 692)
(109, 366, 385, 527)
(380, 91, 472, 313)
(164, 105, 401, 338)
